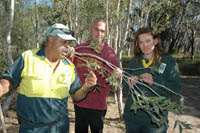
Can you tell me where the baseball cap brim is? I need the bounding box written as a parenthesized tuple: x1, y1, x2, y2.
(57, 32, 77, 42)
(46, 23, 77, 43)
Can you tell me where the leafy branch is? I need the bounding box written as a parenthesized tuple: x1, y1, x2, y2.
(89, 39, 101, 53)
(74, 52, 120, 92)
(75, 39, 101, 54)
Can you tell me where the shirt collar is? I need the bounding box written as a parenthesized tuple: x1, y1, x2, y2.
(36, 46, 46, 59)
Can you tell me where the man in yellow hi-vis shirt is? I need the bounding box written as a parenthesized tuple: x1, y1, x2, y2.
(0, 23, 97, 133)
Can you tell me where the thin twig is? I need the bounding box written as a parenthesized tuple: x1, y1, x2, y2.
(123, 67, 152, 71)
(123, 71, 160, 96)
(152, 82, 183, 98)
(74, 52, 117, 70)
(74, 54, 112, 75)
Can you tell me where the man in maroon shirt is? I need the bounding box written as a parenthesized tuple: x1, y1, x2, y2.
(71, 18, 122, 133)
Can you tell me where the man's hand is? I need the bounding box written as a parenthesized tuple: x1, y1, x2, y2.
(82, 71, 97, 93)
(0, 83, 3, 97)
(70, 71, 97, 102)
(0, 79, 12, 97)
(113, 67, 123, 83)
(64, 47, 75, 58)
(127, 76, 139, 86)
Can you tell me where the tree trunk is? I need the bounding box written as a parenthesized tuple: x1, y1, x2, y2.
(0, 103, 6, 133)
(190, 29, 195, 60)
(116, 87, 123, 119)
(106, 0, 110, 45)
(1, 0, 15, 132)
(35, 0, 39, 48)
(3, 0, 15, 115)
(6, 1, 14, 66)
(115, 0, 132, 118)
(113, 0, 120, 53)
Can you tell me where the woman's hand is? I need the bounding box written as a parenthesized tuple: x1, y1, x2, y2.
(139, 73, 153, 86)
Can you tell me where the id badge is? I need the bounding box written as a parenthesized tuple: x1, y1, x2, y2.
(158, 63, 166, 74)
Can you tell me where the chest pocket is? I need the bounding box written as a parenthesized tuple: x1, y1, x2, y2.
(53, 67, 75, 98)
(18, 53, 75, 98)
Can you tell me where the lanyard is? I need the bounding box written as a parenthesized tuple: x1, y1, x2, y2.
(142, 59, 153, 68)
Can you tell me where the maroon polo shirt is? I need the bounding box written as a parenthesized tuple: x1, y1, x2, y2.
(72, 40, 119, 110)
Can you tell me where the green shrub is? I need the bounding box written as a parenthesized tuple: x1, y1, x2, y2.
(122, 56, 132, 68)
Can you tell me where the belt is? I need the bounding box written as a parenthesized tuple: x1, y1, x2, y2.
(18, 114, 67, 126)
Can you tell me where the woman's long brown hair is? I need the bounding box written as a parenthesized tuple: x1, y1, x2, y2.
(133, 27, 164, 65)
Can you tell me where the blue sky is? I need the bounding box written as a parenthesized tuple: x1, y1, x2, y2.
(38, 0, 52, 6)
(27, 0, 52, 6)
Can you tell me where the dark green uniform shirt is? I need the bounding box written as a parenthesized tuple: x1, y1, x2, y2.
(123, 54, 181, 127)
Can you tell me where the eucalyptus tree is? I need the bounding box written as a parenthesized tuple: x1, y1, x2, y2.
(0, 1, 11, 69)
(128, 0, 181, 52)
(0, 0, 15, 132)
(0, 2, 7, 130)
(7, 0, 46, 56)
(151, 0, 200, 55)
(182, 1, 200, 59)
(111, 0, 132, 118)
(68, 0, 106, 43)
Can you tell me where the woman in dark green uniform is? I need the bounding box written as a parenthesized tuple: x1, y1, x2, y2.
(123, 27, 181, 133)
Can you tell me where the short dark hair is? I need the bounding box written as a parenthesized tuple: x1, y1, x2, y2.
(91, 18, 106, 25)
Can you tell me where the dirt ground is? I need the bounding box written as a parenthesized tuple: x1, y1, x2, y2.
(3, 76, 200, 133)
